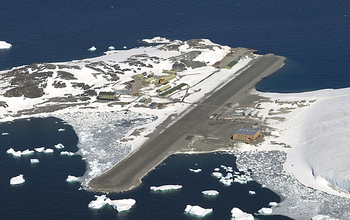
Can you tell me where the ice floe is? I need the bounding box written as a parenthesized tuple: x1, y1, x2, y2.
(211, 172, 223, 178)
(10, 174, 25, 185)
(88, 195, 107, 209)
(34, 147, 45, 153)
(7, 148, 34, 157)
(189, 168, 201, 173)
(248, 191, 256, 195)
(21, 149, 34, 156)
(150, 185, 182, 191)
(257, 207, 273, 215)
(60, 151, 74, 156)
(202, 190, 219, 196)
(43, 148, 54, 153)
(269, 201, 278, 207)
(108, 46, 115, 50)
(312, 215, 339, 220)
(58, 128, 65, 132)
(231, 207, 254, 220)
(54, 143, 64, 149)
(2, 132, 9, 135)
(184, 205, 212, 217)
(106, 198, 136, 212)
(66, 175, 79, 182)
(88, 46, 96, 51)
(0, 41, 12, 49)
(30, 159, 39, 164)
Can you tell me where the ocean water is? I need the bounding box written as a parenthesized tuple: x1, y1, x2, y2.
(1, 0, 350, 219)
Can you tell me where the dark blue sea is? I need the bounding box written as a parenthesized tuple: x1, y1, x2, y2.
(1, 0, 350, 219)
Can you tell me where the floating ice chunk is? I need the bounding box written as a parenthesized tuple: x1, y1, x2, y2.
(88, 195, 107, 209)
(34, 147, 45, 153)
(108, 46, 115, 50)
(0, 41, 12, 49)
(202, 190, 219, 196)
(211, 172, 223, 178)
(10, 174, 25, 185)
(60, 151, 74, 156)
(123, 46, 127, 49)
(248, 191, 256, 195)
(257, 207, 273, 215)
(214, 168, 220, 171)
(184, 205, 212, 217)
(21, 149, 34, 156)
(54, 143, 64, 149)
(231, 207, 254, 220)
(219, 177, 233, 186)
(66, 175, 79, 182)
(30, 159, 39, 164)
(43, 148, 54, 153)
(6, 148, 15, 154)
(142, 37, 170, 44)
(150, 185, 182, 191)
(58, 128, 65, 132)
(88, 46, 96, 51)
(269, 202, 278, 207)
(2, 132, 9, 135)
(106, 198, 136, 212)
(189, 168, 202, 173)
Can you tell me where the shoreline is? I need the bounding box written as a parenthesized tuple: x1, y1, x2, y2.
(87, 54, 286, 193)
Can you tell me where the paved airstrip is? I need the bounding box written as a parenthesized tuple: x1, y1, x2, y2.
(88, 54, 286, 193)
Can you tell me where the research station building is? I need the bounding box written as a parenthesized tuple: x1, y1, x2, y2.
(98, 92, 117, 100)
(231, 128, 261, 142)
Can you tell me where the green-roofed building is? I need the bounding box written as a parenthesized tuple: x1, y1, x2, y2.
(225, 61, 238, 69)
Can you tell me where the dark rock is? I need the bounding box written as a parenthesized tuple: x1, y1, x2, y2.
(52, 81, 67, 88)
(4, 84, 44, 98)
(57, 71, 77, 80)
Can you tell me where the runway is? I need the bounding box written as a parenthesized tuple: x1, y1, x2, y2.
(88, 54, 286, 192)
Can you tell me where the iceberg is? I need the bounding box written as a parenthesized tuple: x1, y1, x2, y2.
(54, 143, 64, 149)
(150, 185, 182, 191)
(43, 148, 54, 153)
(34, 147, 45, 153)
(202, 190, 219, 196)
(66, 175, 79, 182)
(0, 41, 12, 49)
(211, 172, 223, 178)
(2, 132, 9, 135)
(21, 149, 34, 156)
(10, 174, 25, 185)
(58, 128, 65, 132)
(60, 151, 74, 156)
(7, 148, 22, 157)
(88, 195, 107, 209)
(312, 215, 339, 220)
(106, 198, 136, 212)
(269, 202, 278, 207)
(6, 148, 15, 154)
(248, 191, 256, 195)
(189, 168, 202, 173)
(108, 46, 115, 50)
(214, 168, 220, 171)
(184, 205, 212, 217)
(231, 207, 254, 220)
(88, 46, 96, 51)
(257, 207, 273, 215)
(30, 159, 39, 164)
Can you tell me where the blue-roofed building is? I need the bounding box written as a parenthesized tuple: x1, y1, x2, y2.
(232, 128, 261, 142)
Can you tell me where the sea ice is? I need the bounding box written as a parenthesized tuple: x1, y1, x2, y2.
(66, 175, 79, 182)
(43, 148, 54, 153)
(219, 176, 234, 186)
(108, 46, 115, 50)
(34, 147, 45, 153)
(211, 172, 223, 178)
(269, 202, 278, 207)
(202, 190, 219, 196)
(312, 215, 339, 220)
(54, 143, 64, 149)
(88, 46, 96, 51)
(150, 185, 182, 191)
(184, 205, 212, 217)
(88, 195, 107, 209)
(257, 207, 273, 215)
(6, 148, 15, 154)
(21, 149, 34, 156)
(231, 207, 254, 220)
(58, 128, 65, 132)
(10, 174, 25, 185)
(214, 168, 220, 171)
(60, 151, 74, 156)
(2, 132, 9, 135)
(7, 148, 22, 157)
(189, 168, 202, 173)
(248, 191, 256, 195)
(30, 159, 39, 164)
(106, 198, 136, 212)
(0, 41, 12, 49)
